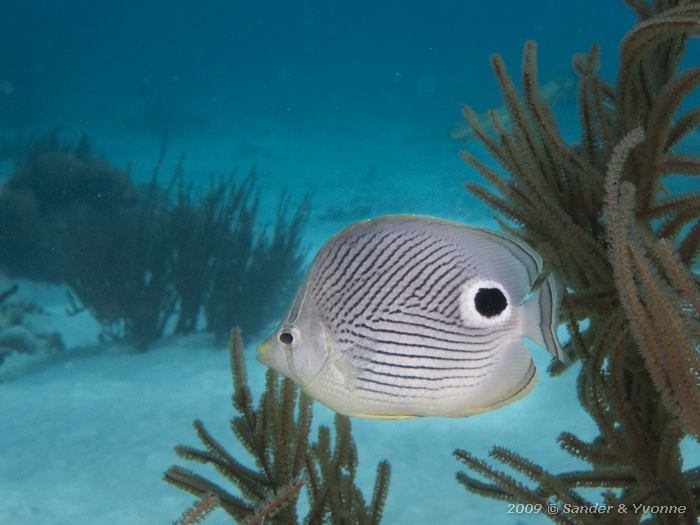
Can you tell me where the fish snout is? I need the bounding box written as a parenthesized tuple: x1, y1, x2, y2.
(255, 339, 272, 364)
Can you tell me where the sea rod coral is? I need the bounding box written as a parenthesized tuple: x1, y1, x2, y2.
(453, 1, 700, 523)
(0, 134, 309, 349)
(165, 329, 391, 524)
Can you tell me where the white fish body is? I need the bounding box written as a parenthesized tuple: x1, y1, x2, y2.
(257, 215, 565, 419)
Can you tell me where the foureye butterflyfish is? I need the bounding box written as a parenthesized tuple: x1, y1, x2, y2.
(257, 215, 565, 419)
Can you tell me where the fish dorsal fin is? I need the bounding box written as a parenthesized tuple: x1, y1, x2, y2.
(286, 277, 309, 324)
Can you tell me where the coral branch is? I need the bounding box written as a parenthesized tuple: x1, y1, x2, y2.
(172, 493, 220, 525)
(243, 477, 306, 525)
(455, 1, 700, 522)
(165, 330, 391, 524)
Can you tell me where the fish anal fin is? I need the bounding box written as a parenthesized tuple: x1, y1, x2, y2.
(348, 413, 418, 420)
(454, 340, 538, 416)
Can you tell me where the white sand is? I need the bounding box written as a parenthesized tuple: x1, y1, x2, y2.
(0, 280, 587, 525)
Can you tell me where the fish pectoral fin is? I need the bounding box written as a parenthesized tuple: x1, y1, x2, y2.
(338, 342, 390, 389)
(332, 354, 360, 391)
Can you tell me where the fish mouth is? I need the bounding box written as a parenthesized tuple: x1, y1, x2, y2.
(255, 339, 271, 364)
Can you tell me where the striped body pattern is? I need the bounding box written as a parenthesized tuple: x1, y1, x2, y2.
(257, 215, 564, 419)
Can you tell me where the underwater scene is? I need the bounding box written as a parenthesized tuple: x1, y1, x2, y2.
(1, 1, 700, 524)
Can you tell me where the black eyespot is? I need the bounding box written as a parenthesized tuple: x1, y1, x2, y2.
(279, 331, 294, 345)
(474, 287, 508, 318)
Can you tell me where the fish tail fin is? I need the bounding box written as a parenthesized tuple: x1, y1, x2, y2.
(523, 271, 567, 363)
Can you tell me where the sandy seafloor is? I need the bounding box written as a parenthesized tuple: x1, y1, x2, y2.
(1, 111, 699, 525)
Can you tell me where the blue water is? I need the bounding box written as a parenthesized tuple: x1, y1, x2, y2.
(1, 2, 698, 525)
(0, 1, 631, 137)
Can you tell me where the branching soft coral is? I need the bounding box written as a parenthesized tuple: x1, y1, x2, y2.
(165, 329, 391, 524)
(455, 1, 700, 522)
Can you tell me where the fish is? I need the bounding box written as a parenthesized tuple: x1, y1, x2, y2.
(257, 214, 565, 419)
(448, 77, 576, 142)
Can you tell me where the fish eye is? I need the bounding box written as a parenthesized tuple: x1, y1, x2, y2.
(278, 324, 301, 347)
(474, 287, 508, 318)
(279, 331, 294, 345)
